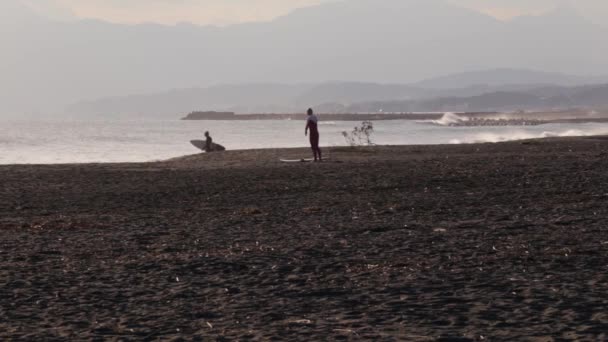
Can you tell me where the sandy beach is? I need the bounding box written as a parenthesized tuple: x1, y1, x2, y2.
(2, 137, 608, 340)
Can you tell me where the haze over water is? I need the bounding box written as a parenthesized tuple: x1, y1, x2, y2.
(2, 118, 607, 164)
(3, 1, 608, 165)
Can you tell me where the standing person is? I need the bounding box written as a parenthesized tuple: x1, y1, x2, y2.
(204, 131, 213, 152)
(305, 108, 322, 162)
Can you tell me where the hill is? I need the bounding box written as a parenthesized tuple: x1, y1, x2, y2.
(2, 0, 608, 116)
(326, 84, 608, 113)
(414, 68, 605, 89)
(66, 78, 608, 118)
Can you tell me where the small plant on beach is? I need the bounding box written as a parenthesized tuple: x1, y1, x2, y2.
(342, 121, 374, 146)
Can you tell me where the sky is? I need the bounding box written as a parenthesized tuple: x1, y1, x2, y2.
(5, 0, 608, 116)
(26, 0, 608, 26)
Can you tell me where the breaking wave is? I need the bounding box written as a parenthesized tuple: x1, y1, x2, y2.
(449, 126, 608, 144)
(429, 112, 467, 126)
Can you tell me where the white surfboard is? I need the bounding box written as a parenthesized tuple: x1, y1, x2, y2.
(190, 140, 226, 152)
(279, 158, 328, 163)
(280, 158, 314, 163)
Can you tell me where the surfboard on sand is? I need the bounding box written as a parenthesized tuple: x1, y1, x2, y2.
(280, 158, 329, 163)
(190, 140, 226, 152)
(280, 158, 314, 163)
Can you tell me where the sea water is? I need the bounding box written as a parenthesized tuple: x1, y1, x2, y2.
(1, 118, 608, 164)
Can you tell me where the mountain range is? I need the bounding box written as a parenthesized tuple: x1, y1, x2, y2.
(317, 84, 608, 113)
(66, 78, 608, 118)
(2, 0, 608, 117)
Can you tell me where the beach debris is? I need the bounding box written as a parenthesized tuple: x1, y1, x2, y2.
(225, 287, 241, 294)
(288, 319, 313, 326)
(334, 329, 358, 335)
(433, 228, 447, 233)
(342, 121, 374, 146)
(241, 207, 262, 215)
(206, 322, 213, 329)
(303, 206, 321, 213)
(286, 274, 302, 282)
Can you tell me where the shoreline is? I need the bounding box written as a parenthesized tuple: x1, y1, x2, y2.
(0, 134, 606, 167)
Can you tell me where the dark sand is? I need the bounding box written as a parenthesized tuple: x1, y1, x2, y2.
(2, 137, 608, 341)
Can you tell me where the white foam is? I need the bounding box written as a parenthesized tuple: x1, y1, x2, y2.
(2, 119, 608, 164)
(428, 112, 467, 126)
(450, 126, 608, 144)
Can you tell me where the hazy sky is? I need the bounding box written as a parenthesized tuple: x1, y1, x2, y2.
(5, 0, 608, 116)
(27, 0, 608, 26)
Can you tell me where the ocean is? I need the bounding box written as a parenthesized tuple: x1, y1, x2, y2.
(2, 118, 608, 164)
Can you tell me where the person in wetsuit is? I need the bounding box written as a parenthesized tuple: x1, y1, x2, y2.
(305, 108, 322, 161)
(204, 131, 213, 152)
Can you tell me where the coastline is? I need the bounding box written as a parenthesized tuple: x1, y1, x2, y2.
(181, 110, 608, 126)
(2, 137, 608, 340)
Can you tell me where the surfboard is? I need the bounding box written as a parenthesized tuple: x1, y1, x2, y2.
(280, 158, 315, 163)
(190, 140, 226, 152)
(280, 158, 328, 163)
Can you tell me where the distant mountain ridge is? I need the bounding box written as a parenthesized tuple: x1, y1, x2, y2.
(319, 84, 608, 113)
(2, 0, 608, 116)
(413, 68, 606, 89)
(67, 71, 608, 118)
